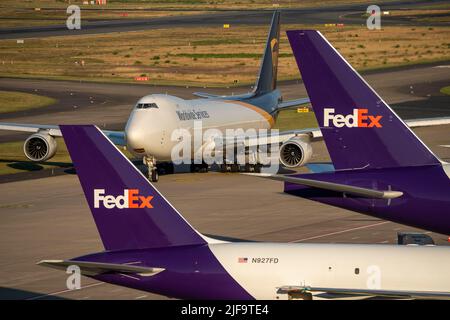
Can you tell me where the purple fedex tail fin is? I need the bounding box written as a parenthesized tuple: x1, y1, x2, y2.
(60, 125, 206, 251)
(286, 30, 440, 170)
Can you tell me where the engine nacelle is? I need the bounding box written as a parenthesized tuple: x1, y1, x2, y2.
(23, 132, 57, 162)
(279, 136, 313, 168)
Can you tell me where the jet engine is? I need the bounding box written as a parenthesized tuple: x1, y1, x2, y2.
(279, 136, 312, 168)
(23, 132, 57, 162)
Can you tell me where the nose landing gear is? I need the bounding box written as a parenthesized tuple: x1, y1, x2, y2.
(143, 155, 158, 182)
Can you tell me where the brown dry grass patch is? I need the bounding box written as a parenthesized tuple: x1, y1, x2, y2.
(0, 24, 448, 86)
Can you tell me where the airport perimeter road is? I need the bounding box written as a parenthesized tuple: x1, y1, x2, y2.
(0, 0, 448, 39)
(0, 124, 449, 300)
(0, 62, 449, 143)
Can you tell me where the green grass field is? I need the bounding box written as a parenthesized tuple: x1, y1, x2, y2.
(0, 90, 56, 114)
(274, 109, 318, 131)
(440, 86, 450, 96)
(0, 138, 135, 175)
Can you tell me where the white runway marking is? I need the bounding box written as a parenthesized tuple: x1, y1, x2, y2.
(27, 282, 104, 300)
(289, 221, 391, 243)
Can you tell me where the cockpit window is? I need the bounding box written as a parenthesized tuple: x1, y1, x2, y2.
(136, 103, 158, 109)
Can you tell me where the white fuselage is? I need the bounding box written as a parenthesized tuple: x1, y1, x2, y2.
(209, 242, 450, 299)
(125, 94, 273, 160)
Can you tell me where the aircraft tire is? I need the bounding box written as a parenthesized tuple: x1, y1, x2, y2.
(151, 169, 159, 182)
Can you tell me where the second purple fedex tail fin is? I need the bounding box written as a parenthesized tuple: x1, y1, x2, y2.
(60, 125, 206, 251)
(287, 30, 440, 170)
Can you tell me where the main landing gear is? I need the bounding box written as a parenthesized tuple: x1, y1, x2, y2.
(143, 156, 262, 181)
(190, 162, 209, 173)
(220, 151, 263, 173)
(143, 156, 176, 182)
(219, 163, 262, 173)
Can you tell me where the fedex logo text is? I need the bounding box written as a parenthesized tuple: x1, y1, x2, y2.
(94, 189, 153, 209)
(324, 108, 382, 128)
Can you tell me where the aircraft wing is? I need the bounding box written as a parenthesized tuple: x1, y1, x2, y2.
(0, 122, 126, 146)
(404, 116, 450, 128)
(277, 97, 310, 109)
(218, 128, 322, 149)
(278, 285, 450, 300)
(0, 122, 62, 136)
(38, 260, 164, 277)
(219, 115, 450, 150)
(246, 173, 403, 199)
(1, 115, 448, 152)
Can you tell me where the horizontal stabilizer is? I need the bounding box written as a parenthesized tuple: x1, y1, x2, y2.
(245, 173, 403, 199)
(278, 285, 450, 300)
(38, 260, 164, 277)
(278, 97, 310, 109)
(192, 92, 222, 99)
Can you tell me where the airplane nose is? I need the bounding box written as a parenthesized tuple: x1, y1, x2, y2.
(125, 112, 146, 154)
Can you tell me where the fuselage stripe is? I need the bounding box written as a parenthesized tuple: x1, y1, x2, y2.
(223, 100, 275, 127)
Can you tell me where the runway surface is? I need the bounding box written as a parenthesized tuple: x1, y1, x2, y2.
(0, 125, 449, 300)
(0, 0, 448, 39)
(1, 61, 449, 145)
(0, 111, 449, 299)
(0, 7, 449, 297)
